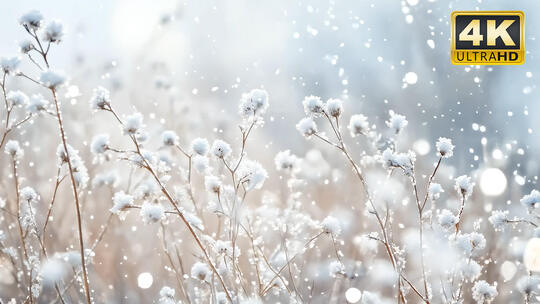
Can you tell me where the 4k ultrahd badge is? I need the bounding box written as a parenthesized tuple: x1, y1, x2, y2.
(451, 11, 524, 65)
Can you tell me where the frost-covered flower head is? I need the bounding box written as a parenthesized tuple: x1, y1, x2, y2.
(40, 70, 67, 89)
(428, 183, 444, 200)
(438, 209, 458, 230)
(348, 114, 370, 137)
(386, 111, 408, 134)
(158, 286, 176, 304)
(471, 280, 498, 303)
(110, 191, 133, 214)
(4, 140, 23, 158)
(488, 210, 508, 231)
(237, 160, 267, 191)
(455, 175, 474, 199)
(274, 150, 299, 172)
(381, 148, 416, 176)
(520, 190, 540, 210)
(302, 95, 324, 116)
(324, 98, 343, 117)
(90, 87, 111, 110)
(6, 90, 29, 107)
(516, 275, 540, 296)
(328, 260, 345, 277)
(296, 117, 317, 138)
(214, 240, 233, 256)
(140, 202, 165, 224)
(123, 112, 144, 135)
(191, 262, 211, 281)
(161, 130, 178, 146)
(91, 134, 110, 154)
(92, 171, 119, 188)
(26, 94, 49, 113)
(459, 259, 482, 281)
(40, 258, 67, 287)
(191, 137, 209, 156)
(321, 216, 342, 236)
(19, 10, 43, 30)
(204, 175, 221, 193)
(43, 20, 64, 43)
(0, 56, 21, 75)
(457, 232, 486, 254)
(239, 89, 269, 117)
(20, 187, 38, 202)
(436, 137, 454, 158)
(193, 155, 209, 174)
(18, 40, 34, 53)
(211, 139, 232, 158)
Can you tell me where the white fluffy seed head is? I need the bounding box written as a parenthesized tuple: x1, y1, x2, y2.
(40, 69, 67, 89)
(211, 139, 232, 158)
(204, 175, 221, 193)
(520, 190, 540, 210)
(43, 20, 64, 43)
(455, 175, 474, 199)
(19, 10, 43, 30)
(110, 191, 133, 214)
(20, 187, 38, 202)
(91, 134, 110, 154)
(26, 94, 49, 113)
(238, 89, 269, 119)
(123, 112, 144, 135)
(140, 202, 165, 224)
(325, 98, 343, 117)
(471, 280, 498, 303)
(296, 117, 318, 137)
(274, 150, 299, 172)
(436, 137, 454, 158)
(386, 111, 408, 134)
(191, 262, 211, 281)
(321, 216, 342, 236)
(161, 130, 178, 146)
(4, 140, 23, 158)
(0, 56, 21, 75)
(6, 90, 29, 107)
(488, 210, 508, 231)
(90, 86, 111, 110)
(191, 137, 209, 156)
(348, 114, 369, 137)
(302, 95, 324, 116)
(438, 209, 458, 229)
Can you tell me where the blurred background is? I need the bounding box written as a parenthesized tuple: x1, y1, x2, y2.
(1, 0, 539, 302)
